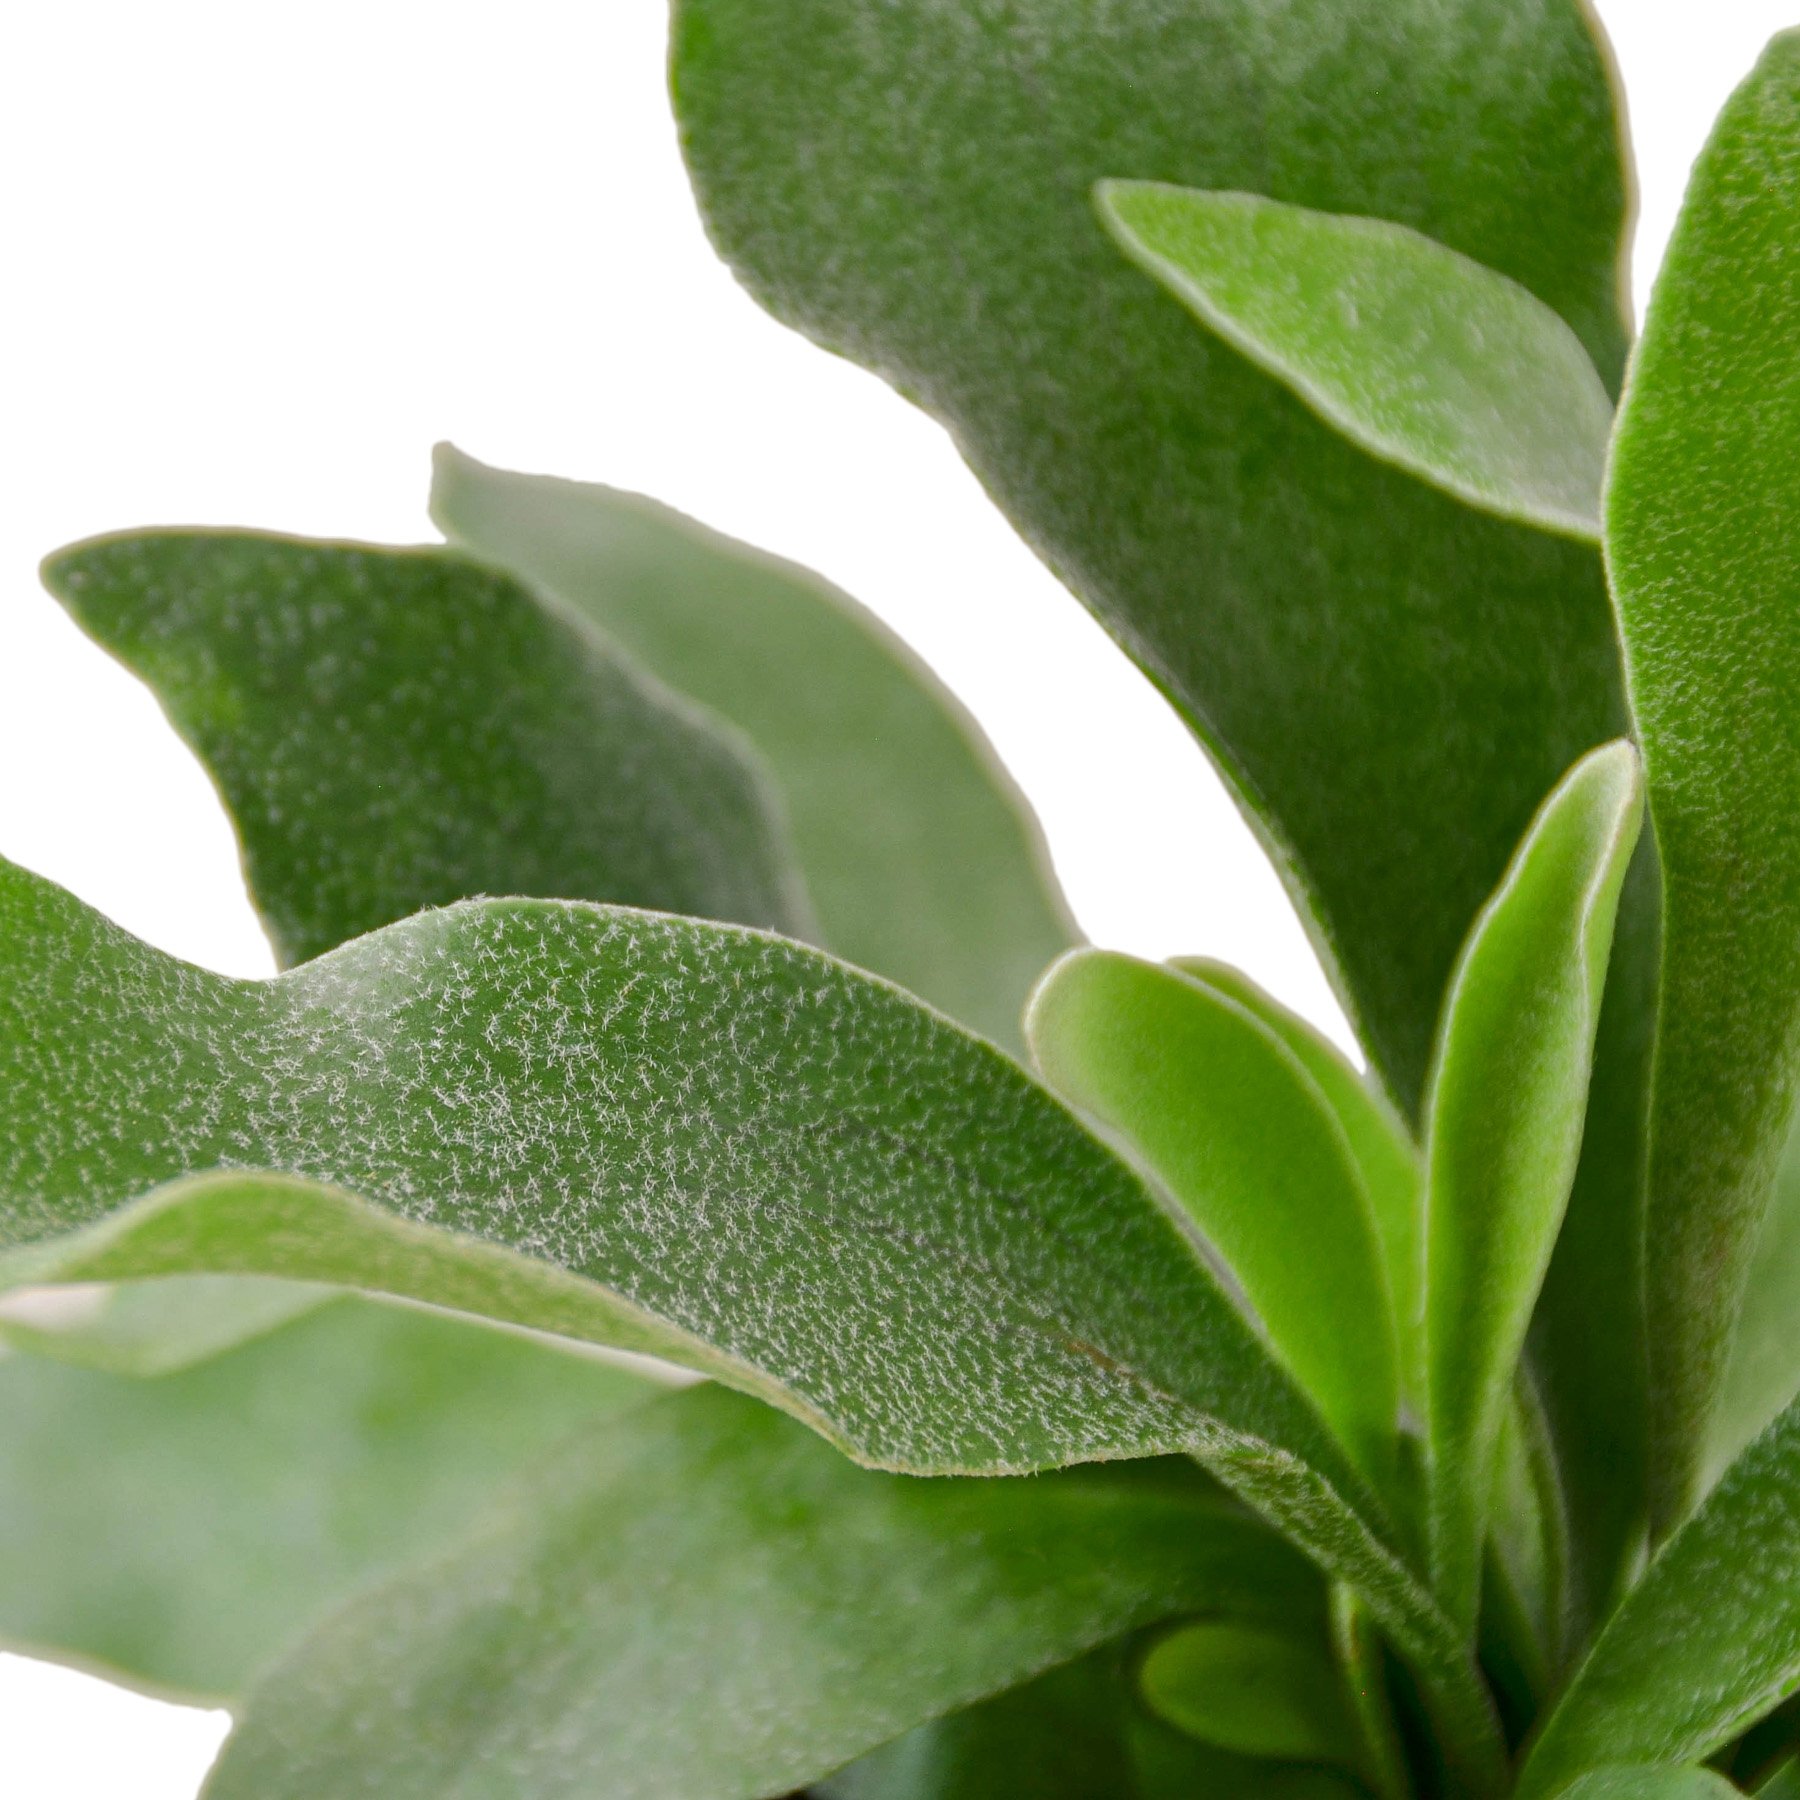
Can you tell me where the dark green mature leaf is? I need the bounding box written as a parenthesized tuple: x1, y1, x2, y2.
(431, 445, 1077, 1051)
(0, 1273, 331, 1376)
(1423, 743, 1643, 1631)
(203, 1385, 1315, 1800)
(1519, 1392, 1800, 1798)
(1713, 1116, 1800, 1480)
(811, 1652, 1141, 1799)
(1605, 30, 1800, 1531)
(0, 1297, 657, 1700)
(1097, 185, 1615, 540)
(41, 532, 813, 963)
(1027, 951, 1398, 1486)
(671, 0, 1633, 1112)
(1171, 957, 1423, 1411)
(1137, 1620, 1356, 1764)
(0, 858, 1504, 1779)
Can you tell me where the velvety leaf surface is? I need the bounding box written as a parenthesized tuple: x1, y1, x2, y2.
(1172, 956, 1423, 1410)
(203, 1385, 1315, 1800)
(1423, 743, 1643, 1630)
(0, 854, 1345, 1483)
(1603, 30, 1800, 1528)
(1713, 1115, 1800, 1479)
(42, 532, 812, 963)
(0, 1273, 331, 1376)
(1520, 1391, 1800, 1797)
(0, 1297, 657, 1701)
(0, 858, 1504, 1774)
(1137, 1620, 1355, 1764)
(1097, 185, 1614, 539)
(431, 444, 1076, 1050)
(1027, 951, 1398, 1485)
(672, 0, 1633, 1111)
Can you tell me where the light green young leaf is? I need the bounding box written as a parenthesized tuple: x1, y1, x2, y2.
(1097, 185, 1615, 540)
(1171, 957, 1424, 1411)
(1604, 30, 1800, 1531)
(1519, 1392, 1800, 1798)
(1424, 742, 1643, 1633)
(431, 444, 1077, 1051)
(0, 1297, 658, 1701)
(203, 1385, 1314, 1800)
(41, 532, 813, 963)
(1712, 1114, 1800, 1480)
(1027, 951, 1398, 1486)
(1137, 1620, 1356, 1765)
(0, 1273, 332, 1376)
(672, 0, 1634, 1113)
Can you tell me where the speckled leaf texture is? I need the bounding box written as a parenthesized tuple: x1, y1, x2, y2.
(0, 856, 1507, 1775)
(1554, 1775, 1744, 1800)
(1519, 1389, 1800, 1798)
(1604, 30, 1800, 1533)
(431, 445, 1077, 1051)
(1027, 951, 1398, 1490)
(1423, 743, 1643, 1632)
(202, 1386, 1316, 1800)
(0, 1299, 658, 1700)
(670, 0, 1633, 1118)
(1096, 185, 1616, 540)
(41, 532, 813, 963)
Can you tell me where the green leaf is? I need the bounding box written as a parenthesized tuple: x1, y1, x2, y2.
(815, 1652, 1142, 1799)
(1555, 1775, 1744, 1800)
(0, 1296, 658, 1700)
(0, 858, 1504, 1782)
(1026, 951, 1398, 1486)
(1170, 957, 1424, 1412)
(41, 531, 813, 963)
(0, 854, 1333, 1481)
(1519, 1392, 1800, 1798)
(0, 1273, 332, 1376)
(1423, 742, 1643, 1631)
(1137, 1620, 1356, 1764)
(203, 1386, 1314, 1800)
(430, 444, 1077, 1051)
(1097, 185, 1614, 541)
(1603, 30, 1800, 1531)
(671, 0, 1634, 1112)
(1713, 1113, 1800, 1480)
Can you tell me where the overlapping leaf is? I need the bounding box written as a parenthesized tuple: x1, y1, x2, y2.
(1423, 743, 1642, 1631)
(431, 445, 1076, 1050)
(1096, 185, 1615, 540)
(1027, 951, 1398, 1485)
(41, 532, 813, 962)
(671, 0, 1634, 1112)
(1170, 959, 1423, 1411)
(1603, 30, 1800, 1529)
(1520, 1391, 1800, 1797)
(202, 1385, 1315, 1799)
(0, 857, 1505, 1778)
(0, 1298, 657, 1700)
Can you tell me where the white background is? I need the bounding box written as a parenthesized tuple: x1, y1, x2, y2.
(0, 2, 1791, 1792)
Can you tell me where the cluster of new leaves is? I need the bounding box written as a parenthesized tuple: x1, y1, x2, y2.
(5, 3, 1800, 1796)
